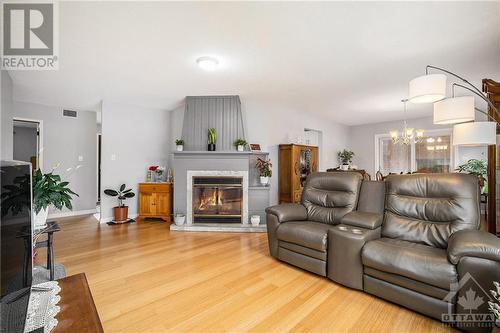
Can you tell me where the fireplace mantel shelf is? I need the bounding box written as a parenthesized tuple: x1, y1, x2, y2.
(174, 151, 268, 156)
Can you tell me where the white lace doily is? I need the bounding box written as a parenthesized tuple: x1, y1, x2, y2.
(24, 281, 61, 333)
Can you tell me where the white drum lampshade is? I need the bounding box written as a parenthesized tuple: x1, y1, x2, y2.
(433, 96, 475, 124)
(409, 74, 447, 104)
(452, 122, 497, 146)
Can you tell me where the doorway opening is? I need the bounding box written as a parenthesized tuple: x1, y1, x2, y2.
(13, 118, 42, 170)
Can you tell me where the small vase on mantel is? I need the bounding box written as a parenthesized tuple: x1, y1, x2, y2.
(260, 176, 270, 186)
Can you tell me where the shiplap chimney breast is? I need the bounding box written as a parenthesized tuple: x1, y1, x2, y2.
(181, 96, 246, 151)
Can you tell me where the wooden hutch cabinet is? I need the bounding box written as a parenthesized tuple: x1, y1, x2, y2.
(138, 183, 172, 222)
(279, 144, 319, 203)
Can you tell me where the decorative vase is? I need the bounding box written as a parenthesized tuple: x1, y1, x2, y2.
(340, 164, 349, 171)
(113, 206, 128, 222)
(146, 170, 153, 182)
(237, 145, 244, 152)
(34, 207, 49, 229)
(176, 145, 183, 152)
(174, 214, 185, 226)
(208, 143, 216, 151)
(260, 176, 270, 186)
(250, 215, 260, 226)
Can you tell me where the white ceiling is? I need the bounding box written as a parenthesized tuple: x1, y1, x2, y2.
(8, 1, 500, 126)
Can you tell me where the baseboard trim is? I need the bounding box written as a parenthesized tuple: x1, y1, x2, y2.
(100, 213, 139, 223)
(47, 209, 97, 220)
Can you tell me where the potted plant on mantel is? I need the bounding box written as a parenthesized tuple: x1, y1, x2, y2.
(234, 138, 247, 152)
(338, 149, 355, 171)
(208, 128, 217, 151)
(256, 158, 272, 186)
(1, 169, 79, 228)
(175, 139, 184, 151)
(104, 184, 135, 223)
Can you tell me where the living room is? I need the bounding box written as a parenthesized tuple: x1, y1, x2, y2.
(1, 1, 499, 333)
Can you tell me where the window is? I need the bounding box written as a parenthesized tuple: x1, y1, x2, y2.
(376, 129, 452, 174)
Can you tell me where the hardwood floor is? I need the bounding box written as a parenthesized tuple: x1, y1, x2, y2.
(37, 216, 457, 333)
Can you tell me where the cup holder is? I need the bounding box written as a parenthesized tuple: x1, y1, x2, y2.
(338, 226, 348, 231)
(351, 229, 363, 234)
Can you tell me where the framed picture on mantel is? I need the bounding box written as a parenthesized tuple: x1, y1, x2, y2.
(249, 144, 261, 152)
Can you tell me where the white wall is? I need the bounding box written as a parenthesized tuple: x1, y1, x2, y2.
(349, 115, 487, 176)
(13, 102, 98, 214)
(1, 71, 14, 160)
(168, 98, 351, 205)
(101, 101, 170, 221)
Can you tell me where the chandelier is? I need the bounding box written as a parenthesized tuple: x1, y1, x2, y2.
(390, 99, 424, 145)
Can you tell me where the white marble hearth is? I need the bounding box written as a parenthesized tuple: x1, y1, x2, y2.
(170, 223, 266, 233)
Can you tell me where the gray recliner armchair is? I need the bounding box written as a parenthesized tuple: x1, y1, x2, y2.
(266, 172, 500, 332)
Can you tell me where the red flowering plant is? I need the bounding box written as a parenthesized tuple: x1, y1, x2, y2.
(149, 165, 159, 171)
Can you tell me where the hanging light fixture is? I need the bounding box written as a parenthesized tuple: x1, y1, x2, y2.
(408, 65, 499, 146)
(390, 99, 425, 145)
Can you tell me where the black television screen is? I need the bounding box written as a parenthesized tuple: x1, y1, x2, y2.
(1, 161, 33, 333)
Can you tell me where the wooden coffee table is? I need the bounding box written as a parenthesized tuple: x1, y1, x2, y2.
(52, 273, 103, 333)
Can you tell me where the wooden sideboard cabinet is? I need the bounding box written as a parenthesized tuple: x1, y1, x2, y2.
(279, 144, 318, 203)
(138, 183, 172, 222)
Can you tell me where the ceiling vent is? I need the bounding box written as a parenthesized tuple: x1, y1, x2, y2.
(63, 109, 77, 118)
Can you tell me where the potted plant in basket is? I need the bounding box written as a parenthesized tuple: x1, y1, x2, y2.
(338, 149, 355, 171)
(207, 128, 217, 151)
(175, 139, 184, 151)
(234, 138, 247, 152)
(104, 184, 135, 223)
(256, 158, 272, 186)
(456, 159, 488, 192)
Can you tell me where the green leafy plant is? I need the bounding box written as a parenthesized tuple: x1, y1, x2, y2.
(456, 159, 487, 187)
(104, 184, 135, 207)
(175, 139, 184, 145)
(338, 149, 355, 164)
(234, 138, 247, 147)
(32, 169, 79, 214)
(256, 158, 272, 177)
(208, 128, 217, 144)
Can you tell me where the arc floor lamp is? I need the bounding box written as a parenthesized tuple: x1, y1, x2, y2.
(408, 65, 499, 234)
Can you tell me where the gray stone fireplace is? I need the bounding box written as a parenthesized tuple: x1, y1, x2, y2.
(169, 95, 269, 232)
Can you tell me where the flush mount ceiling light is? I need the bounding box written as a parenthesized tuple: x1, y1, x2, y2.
(196, 56, 219, 71)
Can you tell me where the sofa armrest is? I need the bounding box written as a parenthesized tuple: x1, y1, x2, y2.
(447, 229, 500, 265)
(340, 211, 383, 230)
(265, 204, 308, 223)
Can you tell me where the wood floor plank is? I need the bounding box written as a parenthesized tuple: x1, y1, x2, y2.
(36, 216, 457, 333)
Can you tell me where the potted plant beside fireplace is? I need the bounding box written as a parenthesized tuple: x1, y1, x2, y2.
(104, 184, 135, 223)
(234, 138, 247, 152)
(256, 157, 272, 186)
(207, 128, 217, 151)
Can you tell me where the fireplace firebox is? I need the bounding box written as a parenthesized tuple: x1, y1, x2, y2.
(192, 176, 243, 223)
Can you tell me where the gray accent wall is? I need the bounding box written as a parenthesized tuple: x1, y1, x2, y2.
(181, 96, 245, 151)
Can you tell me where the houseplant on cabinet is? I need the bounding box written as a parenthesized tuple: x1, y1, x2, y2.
(33, 169, 79, 228)
(256, 158, 272, 186)
(104, 184, 135, 222)
(234, 138, 247, 152)
(338, 149, 355, 171)
(207, 128, 217, 151)
(175, 139, 184, 151)
(456, 159, 488, 192)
